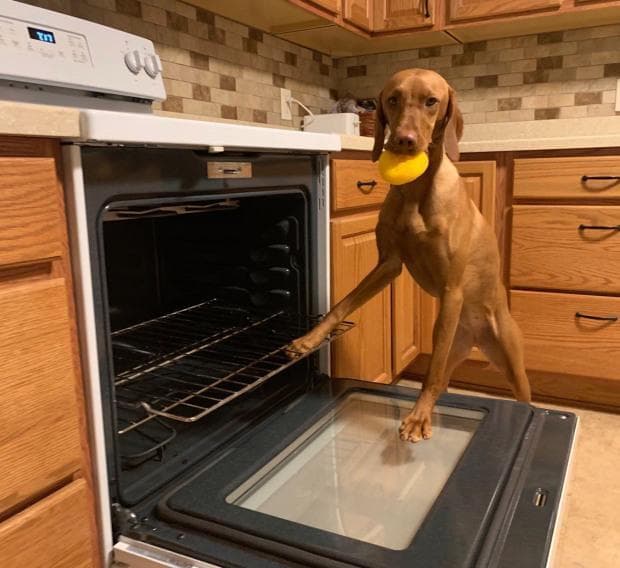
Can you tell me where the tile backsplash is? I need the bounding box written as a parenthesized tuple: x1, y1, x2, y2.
(17, 2, 620, 127)
(336, 26, 620, 125)
(22, 0, 335, 127)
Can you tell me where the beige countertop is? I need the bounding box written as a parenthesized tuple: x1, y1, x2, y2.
(340, 116, 620, 153)
(0, 101, 80, 138)
(2, 100, 619, 153)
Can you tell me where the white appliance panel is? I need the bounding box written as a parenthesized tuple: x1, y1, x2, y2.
(0, 0, 165, 101)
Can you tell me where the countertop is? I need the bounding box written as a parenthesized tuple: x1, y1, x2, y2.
(400, 379, 620, 568)
(340, 116, 620, 153)
(0, 100, 80, 138)
(2, 100, 619, 153)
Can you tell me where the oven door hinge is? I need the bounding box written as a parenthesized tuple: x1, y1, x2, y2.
(112, 503, 139, 535)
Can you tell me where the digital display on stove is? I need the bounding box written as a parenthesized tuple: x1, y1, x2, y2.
(28, 27, 56, 43)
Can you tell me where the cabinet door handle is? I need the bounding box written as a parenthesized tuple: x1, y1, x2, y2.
(575, 312, 618, 322)
(424, 0, 431, 18)
(578, 224, 620, 231)
(581, 175, 620, 182)
(357, 180, 377, 193)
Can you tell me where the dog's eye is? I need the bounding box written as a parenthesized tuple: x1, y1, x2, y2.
(387, 96, 398, 106)
(425, 97, 439, 107)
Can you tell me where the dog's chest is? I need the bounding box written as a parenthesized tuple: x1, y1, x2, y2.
(396, 202, 447, 245)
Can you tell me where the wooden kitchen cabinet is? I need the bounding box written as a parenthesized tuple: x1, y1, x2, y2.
(344, 0, 373, 31)
(511, 205, 620, 295)
(418, 161, 498, 363)
(331, 211, 393, 382)
(446, 0, 561, 23)
(329, 147, 620, 410)
(329, 156, 497, 384)
(330, 150, 419, 383)
(511, 290, 620, 384)
(0, 278, 82, 517)
(0, 480, 94, 568)
(507, 151, 620, 409)
(513, 156, 620, 201)
(373, 0, 435, 31)
(331, 158, 390, 211)
(0, 137, 99, 566)
(194, 0, 620, 55)
(306, 0, 341, 14)
(392, 268, 422, 375)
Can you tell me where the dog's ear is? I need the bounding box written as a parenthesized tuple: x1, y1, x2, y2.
(443, 88, 463, 163)
(372, 91, 386, 162)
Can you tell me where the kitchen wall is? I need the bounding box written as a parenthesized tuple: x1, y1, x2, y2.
(19, 1, 620, 127)
(22, 0, 336, 127)
(336, 25, 620, 125)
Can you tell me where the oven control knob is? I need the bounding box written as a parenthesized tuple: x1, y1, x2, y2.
(124, 50, 144, 74)
(144, 54, 162, 78)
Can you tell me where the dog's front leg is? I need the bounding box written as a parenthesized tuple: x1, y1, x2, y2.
(400, 288, 464, 442)
(290, 258, 402, 356)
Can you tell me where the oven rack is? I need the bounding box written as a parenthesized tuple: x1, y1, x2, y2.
(112, 299, 353, 435)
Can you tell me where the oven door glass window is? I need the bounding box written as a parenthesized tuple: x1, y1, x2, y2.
(226, 393, 483, 550)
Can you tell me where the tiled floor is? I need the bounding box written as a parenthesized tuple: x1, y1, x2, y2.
(398, 379, 620, 568)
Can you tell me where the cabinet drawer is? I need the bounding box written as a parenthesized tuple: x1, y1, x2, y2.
(331, 159, 390, 212)
(511, 205, 620, 294)
(0, 155, 64, 267)
(0, 278, 82, 516)
(511, 290, 620, 381)
(0, 479, 94, 568)
(514, 156, 620, 201)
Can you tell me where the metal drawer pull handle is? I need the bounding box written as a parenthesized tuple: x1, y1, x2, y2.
(357, 180, 377, 193)
(424, 0, 431, 18)
(581, 175, 620, 182)
(578, 224, 620, 231)
(575, 312, 618, 322)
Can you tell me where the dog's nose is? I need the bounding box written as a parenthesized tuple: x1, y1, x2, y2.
(394, 131, 417, 151)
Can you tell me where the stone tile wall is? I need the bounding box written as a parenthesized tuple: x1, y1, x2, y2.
(18, 2, 620, 126)
(335, 25, 620, 125)
(22, 0, 336, 127)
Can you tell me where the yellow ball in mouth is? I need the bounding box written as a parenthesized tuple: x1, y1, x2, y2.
(378, 150, 429, 186)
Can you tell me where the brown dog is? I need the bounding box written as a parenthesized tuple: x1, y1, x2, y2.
(291, 69, 532, 442)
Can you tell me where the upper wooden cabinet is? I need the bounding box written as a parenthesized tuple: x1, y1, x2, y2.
(374, 0, 435, 31)
(192, 0, 620, 55)
(446, 0, 561, 23)
(344, 0, 373, 30)
(308, 0, 341, 14)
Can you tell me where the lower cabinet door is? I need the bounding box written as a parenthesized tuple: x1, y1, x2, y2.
(511, 289, 620, 382)
(331, 212, 392, 382)
(419, 161, 498, 365)
(392, 269, 422, 375)
(0, 479, 95, 568)
(0, 277, 82, 517)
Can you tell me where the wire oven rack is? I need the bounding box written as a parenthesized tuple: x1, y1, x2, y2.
(112, 299, 353, 435)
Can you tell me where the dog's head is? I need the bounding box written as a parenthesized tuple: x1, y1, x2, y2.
(372, 69, 463, 163)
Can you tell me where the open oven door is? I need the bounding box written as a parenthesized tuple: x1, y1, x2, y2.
(114, 379, 577, 568)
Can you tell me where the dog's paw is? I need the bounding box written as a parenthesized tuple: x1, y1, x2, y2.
(399, 407, 433, 443)
(287, 334, 322, 359)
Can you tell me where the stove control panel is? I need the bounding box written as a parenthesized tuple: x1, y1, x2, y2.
(0, 0, 165, 102)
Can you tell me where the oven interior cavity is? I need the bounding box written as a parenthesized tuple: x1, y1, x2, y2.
(100, 191, 350, 498)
